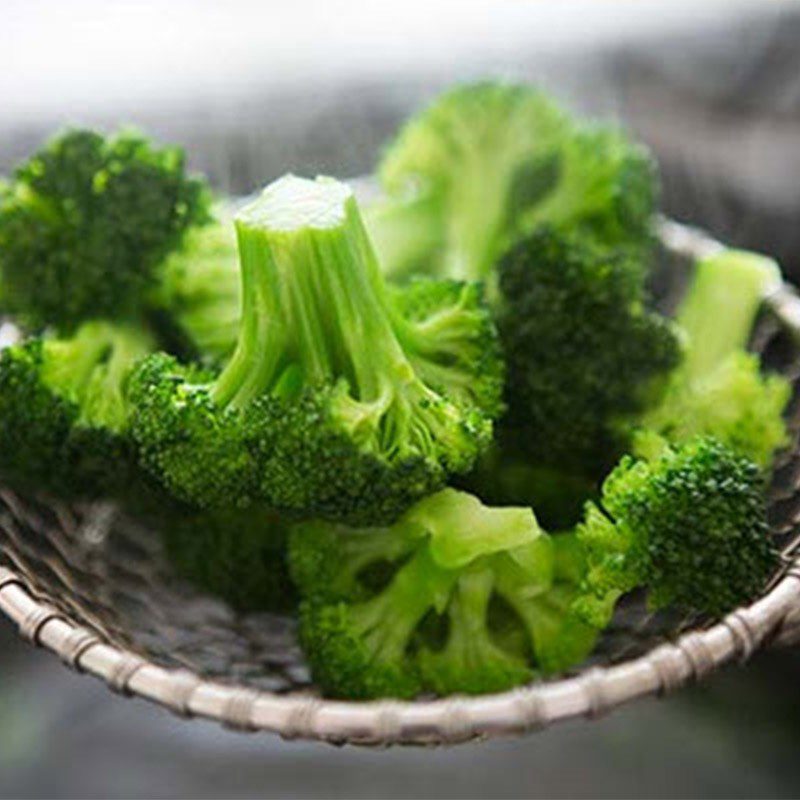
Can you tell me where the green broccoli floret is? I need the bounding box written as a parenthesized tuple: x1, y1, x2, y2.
(458, 448, 596, 530)
(0, 129, 211, 330)
(291, 488, 604, 699)
(494, 532, 601, 675)
(372, 81, 656, 284)
(0, 320, 155, 497)
(575, 437, 777, 626)
(637, 250, 790, 466)
(416, 565, 533, 696)
(149, 212, 241, 363)
(290, 488, 547, 699)
(158, 505, 295, 613)
(497, 226, 682, 477)
(130, 175, 500, 523)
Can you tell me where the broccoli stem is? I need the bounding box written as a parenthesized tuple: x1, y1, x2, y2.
(677, 250, 780, 381)
(213, 176, 415, 410)
(41, 322, 116, 403)
(39, 321, 154, 432)
(435, 568, 527, 681)
(78, 323, 156, 431)
(351, 549, 453, 666)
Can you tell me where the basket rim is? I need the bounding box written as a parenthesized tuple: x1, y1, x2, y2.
(2, 217, 800, 745)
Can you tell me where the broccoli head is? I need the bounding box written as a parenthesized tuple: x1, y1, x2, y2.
(130, 175, 501, 523)
(372, 81, 656, 284)
(575, 437, 777, 626)
(0, 320, 155, 497)
(0, 128, 211, 330)
(637, 250, 790, 467)
(290, 488, 604, 699)
(497, 225, 681, 478)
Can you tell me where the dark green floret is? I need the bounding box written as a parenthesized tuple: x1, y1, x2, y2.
(0, 128, 211, 330)
(575, 437, 777, 626)
(497, 226, 681, 477)
(159, 505, 295, 613)
(371, 81, 656, 285)
(290, 488, 603, 699)
(637, 250, 790, 466)
(0, 320, 155, 497)
(130, 175, 500, 523)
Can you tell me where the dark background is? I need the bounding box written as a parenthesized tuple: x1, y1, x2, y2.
(2, 2, 800, 797)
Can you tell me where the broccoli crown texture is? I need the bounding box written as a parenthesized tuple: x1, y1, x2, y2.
(372, 81, 656, 284)
(0, 320, 154, 497)
(149, 212, 241, 363)
(130, 175, 500, 523)
(159, 505, 295, 613)
(497, 226, 681, 477)
(289, 488, 602, 699)
(575, 437, 777, 626)
(0, 128, 211, 330)
(638, 250, 789, 466)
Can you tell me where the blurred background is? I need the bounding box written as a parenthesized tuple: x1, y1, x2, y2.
(2, 1, 800, 797)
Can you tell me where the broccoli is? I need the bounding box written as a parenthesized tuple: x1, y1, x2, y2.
(0, 320, 155, 497)
(0, 128, 211, 330)
(457, 447, 597, 530)
(637, 250, 790, 467)
(493, 532, 601, 675)
(149, 212, 241, 363)
(290, 488, 603, 699)
(130, 175, 501, 523)
(497, 226, 682, 478)
(158, 504, 295, 613)
(372, 81, 656, 285)
(575, 437, 777, 627)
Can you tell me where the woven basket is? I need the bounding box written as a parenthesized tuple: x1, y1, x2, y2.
(1, 216, 800, 746)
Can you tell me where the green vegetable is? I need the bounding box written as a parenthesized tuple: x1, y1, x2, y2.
(0, 129, 211, 331)
(575, 437, 777, 626)
(0, 320, 155, 497)
(149, 211, 240, 363)
(290, 488, 601, 699)
(497, 225, 681, 478)
(637, 250, 790, 466)
(130, 175, 501, 523)
(371, 81, 656, 285)
(160, 505, 294, 613)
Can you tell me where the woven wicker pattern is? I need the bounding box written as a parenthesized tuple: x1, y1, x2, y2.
(1, 218, 799, 745)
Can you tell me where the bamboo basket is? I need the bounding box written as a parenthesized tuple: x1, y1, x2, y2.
(1, 216, 799, 746)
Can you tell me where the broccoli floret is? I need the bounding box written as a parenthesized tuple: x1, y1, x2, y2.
(575, 437, 777, 626)
(130, 175, 500, 523)
(497, 226, 682, 477)
(372, 81, 656, 284)
(290, 488, 546, 699)
(291, 488, 604, 698)
(149, 212, 240, 363)
(458, 447, 596, 530)
(0, 129, 211, 330)
(416, 565, 532, 696)
(638, 250, 790, 467)
(494, 532, 601, 675)
(0, 320, 155, 497)
(158, 505, 295, 613)
(390, 277, 504, 417)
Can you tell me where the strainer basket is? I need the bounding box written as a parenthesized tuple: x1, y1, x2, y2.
(1, 216, 800, 746)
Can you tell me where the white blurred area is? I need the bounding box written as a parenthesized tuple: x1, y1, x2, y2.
(0, 0, 785, 124)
